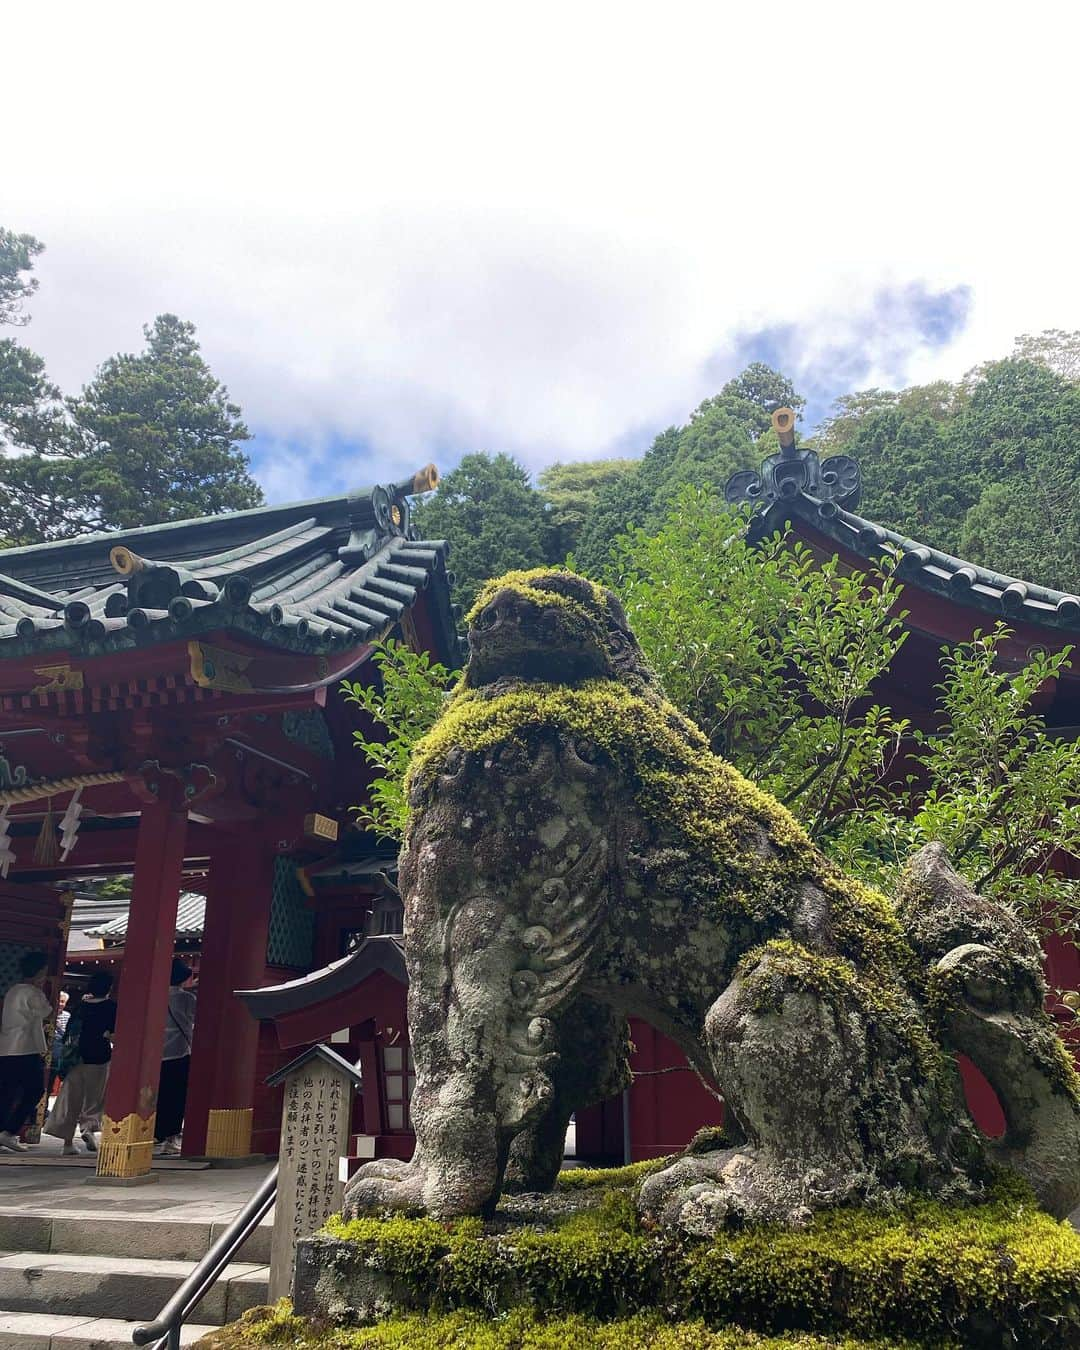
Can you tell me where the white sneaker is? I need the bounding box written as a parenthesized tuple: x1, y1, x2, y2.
(0, 1132, 28, 1152)
(80, 1129, 97, 1153)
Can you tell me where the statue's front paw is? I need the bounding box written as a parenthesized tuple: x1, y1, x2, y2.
(342, 1158, 424, 1218)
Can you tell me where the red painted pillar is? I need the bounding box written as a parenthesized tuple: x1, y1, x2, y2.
(182, 829, 276, 1158)
(356, 1026, 384, 1137)
(96, 798, 187, 1179)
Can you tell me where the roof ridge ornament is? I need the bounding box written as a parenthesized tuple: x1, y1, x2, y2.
(340, 466, 438, 563)
(725, 407, 862, 513)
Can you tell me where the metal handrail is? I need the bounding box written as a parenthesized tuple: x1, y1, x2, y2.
(132, 1164, 278, 1350)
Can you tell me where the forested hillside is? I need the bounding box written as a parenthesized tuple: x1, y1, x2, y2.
(416, 331, 1080, 605)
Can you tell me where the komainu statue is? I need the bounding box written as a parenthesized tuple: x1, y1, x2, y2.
(343, 569, 1080, 1233)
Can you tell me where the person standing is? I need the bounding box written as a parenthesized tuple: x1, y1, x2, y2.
(154, 959, 196, 1158)
(0, 952, 51, 1152)
(50, 990, 70, 1093)
(44, 971, 117, 1155)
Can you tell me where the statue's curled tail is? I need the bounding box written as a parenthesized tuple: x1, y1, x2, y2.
(899, 843, 1080, 1217)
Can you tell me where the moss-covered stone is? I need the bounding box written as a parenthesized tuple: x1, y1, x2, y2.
(297, 1170, 1080, 1348)
(408, 678, 909, 955)
(466, 567, 606, 628)
(557, 1157, 670, 1191)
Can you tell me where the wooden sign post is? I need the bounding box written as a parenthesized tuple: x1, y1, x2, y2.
(266, 1044, 362, 1302)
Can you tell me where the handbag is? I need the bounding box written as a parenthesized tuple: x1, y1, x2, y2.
(57, 1013, 83, 1076)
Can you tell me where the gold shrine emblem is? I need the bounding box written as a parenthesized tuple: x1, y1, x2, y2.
(31, 664, 84, 694)
(188, 641, 254, 693)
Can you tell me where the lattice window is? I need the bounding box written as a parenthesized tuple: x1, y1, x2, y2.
(265, 857, 316, 969)
(381, 1043, 415, 1131)
(0, 941, 37, 999)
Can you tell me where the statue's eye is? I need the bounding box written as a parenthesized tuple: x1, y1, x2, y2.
(440, 747, 466, 781)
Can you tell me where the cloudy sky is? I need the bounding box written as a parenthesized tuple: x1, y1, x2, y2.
(6, 3, 1078, 500)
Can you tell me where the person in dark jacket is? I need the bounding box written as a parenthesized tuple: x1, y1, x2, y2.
(44, 971, 117, 1155)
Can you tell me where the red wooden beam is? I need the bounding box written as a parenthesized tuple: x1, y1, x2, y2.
(8, 818, 218, 880)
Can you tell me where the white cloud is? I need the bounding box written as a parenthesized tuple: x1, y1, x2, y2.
(5, 2, 1079, 496)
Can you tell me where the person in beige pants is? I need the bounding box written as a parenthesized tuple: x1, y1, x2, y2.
(45, 971, 116, 1155)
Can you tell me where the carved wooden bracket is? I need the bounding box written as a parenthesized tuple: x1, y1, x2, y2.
(130, 759, 221, 810)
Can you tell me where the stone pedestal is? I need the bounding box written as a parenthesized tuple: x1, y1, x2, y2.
(266, 1045, 361, 1303)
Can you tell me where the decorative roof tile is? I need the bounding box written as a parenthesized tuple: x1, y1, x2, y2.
(726, 417, 1080, 635)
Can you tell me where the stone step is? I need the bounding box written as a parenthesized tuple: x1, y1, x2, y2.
(0, 1252, 267, 1325)
(0, 1212, 272, 1265)
(0, 1311, 215, 1350)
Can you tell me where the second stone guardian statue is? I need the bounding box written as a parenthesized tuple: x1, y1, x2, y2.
(344, 568, 1080, 1233)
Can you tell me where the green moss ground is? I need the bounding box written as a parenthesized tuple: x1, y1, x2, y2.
(202, 1302, 916, 1349)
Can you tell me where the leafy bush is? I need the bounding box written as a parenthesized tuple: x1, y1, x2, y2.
(609, 489, 1080, 933)
(342, 640, 456, 839)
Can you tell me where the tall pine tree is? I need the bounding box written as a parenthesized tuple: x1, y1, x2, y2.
(0, 312, 263, 543)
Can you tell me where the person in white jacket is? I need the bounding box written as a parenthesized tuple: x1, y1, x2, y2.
(0, 952, 51, 1152)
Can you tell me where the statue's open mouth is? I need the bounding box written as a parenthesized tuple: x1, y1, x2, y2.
(468, 636, 604, 687)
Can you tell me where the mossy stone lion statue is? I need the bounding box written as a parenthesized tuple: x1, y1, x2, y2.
(343, 568, 1080, 1233)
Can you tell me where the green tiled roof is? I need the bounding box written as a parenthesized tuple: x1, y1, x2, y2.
(0, 480, 462, 661)
(86, 890, 206, 942)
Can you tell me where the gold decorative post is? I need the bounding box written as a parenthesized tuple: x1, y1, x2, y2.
(205, 1106, 254, 1158)
(97, 1111, 156, 1178)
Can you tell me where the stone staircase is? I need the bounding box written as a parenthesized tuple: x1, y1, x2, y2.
(0, 1209, 271, 1350)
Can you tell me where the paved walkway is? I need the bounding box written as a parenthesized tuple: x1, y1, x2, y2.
(0, 1160, 274, 1223)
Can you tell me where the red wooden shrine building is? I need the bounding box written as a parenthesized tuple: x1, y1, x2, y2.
(2, 432, 1079, 1177)
(0, 467, 461, 1179)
